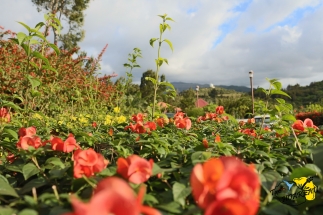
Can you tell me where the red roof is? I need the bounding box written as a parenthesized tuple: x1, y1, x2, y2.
(196, 98, 208, 108)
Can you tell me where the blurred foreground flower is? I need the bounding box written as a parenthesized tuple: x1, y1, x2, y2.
(190, 156, 260, 215)
(0, 107, 11, 123)
(62, 177, 161, 215)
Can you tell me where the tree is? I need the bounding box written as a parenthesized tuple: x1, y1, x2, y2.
(208, 88, 217, 102)
(179, 88, 196, 111)
(140, 70, 167, 103)
(31, 0, 91, 50)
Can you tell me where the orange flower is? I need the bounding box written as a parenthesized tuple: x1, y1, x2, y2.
(174, 117, 191, 130)
(202, 138, 208, 148)
(131, 113, 146, 123)
(62, 177, 161, 215)
(0, 107, 11, 123)
(156, 117, 168, 128)
(216, 106, 224, 115)
(18, 126, 37, 137)
(239, 121, 245, 127)
(239, 129, 257, 137)
(16, 126, 45, 150)
(73, 149, 109, 178)
(92, 122, 97, 128)
(190, 157, 260, 215)
(247, 118, 255, 124)
(144, 121, 157, 132)
(50, 134, 80, 153)
(215, 135, 221, 143)
(108, 128, 113, 136)
(117, 155, 154, 184)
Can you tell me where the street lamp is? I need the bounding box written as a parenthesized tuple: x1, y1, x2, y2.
(249, 70, 254, 116)
(196, 85, 199, 107)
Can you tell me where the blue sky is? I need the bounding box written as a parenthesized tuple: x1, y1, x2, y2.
(1, 0, 323, 88)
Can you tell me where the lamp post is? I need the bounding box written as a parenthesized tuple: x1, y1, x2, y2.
(249, 70, 254, 116)
(196, 85, 199, 107)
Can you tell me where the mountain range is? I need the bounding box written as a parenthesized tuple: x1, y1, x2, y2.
(171, 82, 251, 93)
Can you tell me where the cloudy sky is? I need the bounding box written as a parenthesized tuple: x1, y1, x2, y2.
(2, 0, 323, 88)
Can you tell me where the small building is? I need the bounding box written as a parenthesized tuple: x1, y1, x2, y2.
(196, 98, 208, 108)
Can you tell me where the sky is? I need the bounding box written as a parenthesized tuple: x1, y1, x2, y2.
(1, 0, 323, 88)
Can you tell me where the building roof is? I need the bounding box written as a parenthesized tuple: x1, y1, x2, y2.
(196, 98, 208, 108)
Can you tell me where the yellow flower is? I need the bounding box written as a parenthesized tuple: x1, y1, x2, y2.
(85, 114, 91, 118)
(104, 115, 113, 125)
(113, 107, 120, 114)
(79, 116, 88, 124)
(33, 113, 43, 120)
(115, 115, 127, 124)
(71, 116, 77, 121)
(66, 122, 73, 129)
(58, 121, 64, 125)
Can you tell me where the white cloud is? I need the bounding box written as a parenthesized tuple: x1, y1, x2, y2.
(1, 0, 323, 89)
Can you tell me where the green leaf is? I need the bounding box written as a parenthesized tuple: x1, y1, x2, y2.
(166, 17, 175, 22)
(275, 98, 285, 104)
(270, 89, 291, 98)
(45, 157, 65, 169)
(23, 163, 40, 180)
(48, 43, 60, 55)
(191, 151, 212, 165)
(152, 163, 163, 175)
(0, 175, 19, 197)
(8, 38, 19, 45)
(159, 23, 163, 34)
(20, 178, 48, 194)
(0, 207, 17, 215)
(21, 43, 31, 56)
(282, 114, 296, 122)
(145, 77, 157, 85)
(17, 32, 27, 45)
(32, 51, 50, 66)
(5, 163, 23, 173)
(149, 38, 159, 47)
(17, 21, 31, 32)
(2, 128, 18, 140)
(289, 167, 317, 180)
(172, 182, 191, 207)
(34, 22, 45, 30)
(159, 82, 175, 91)
(18, 209, 38, 215)
(163, 39, 173, 52)
(156, 201, 182, 214)
(42, 65, 58, 75)
(27, 75, 41, 89)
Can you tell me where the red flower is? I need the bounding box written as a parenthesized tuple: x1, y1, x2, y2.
(73, 148, 109, 178)
(144, 121, 157, 132)
(0, 107, 11, 123)
(16, 126, 45, 150)
(92, 122, 97, 128)
(190, 157, 260, 215)
(62, 177, 161, 215)
(239, 129, 257, 137)
(215, 134, 221, 143)
(18, 126, 36, 137)
(202, 138, 208, 148)
(156, 117, 168, 128)
(174, 117, 191, 130)
(131, 113, 146, 123)
(51, 134, 80, 153)
(216, 106, 224, 115)
(117, 155, 154, 184)
(6, 152, 16, 163)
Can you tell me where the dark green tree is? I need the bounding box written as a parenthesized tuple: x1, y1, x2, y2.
(31, 0, 91, 50)
(208, 88, 217, 102)
(140, 70, 167, 102)
(179, 88, 196, 111)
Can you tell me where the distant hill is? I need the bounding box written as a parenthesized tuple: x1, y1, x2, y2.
(171, 82, 250, 93)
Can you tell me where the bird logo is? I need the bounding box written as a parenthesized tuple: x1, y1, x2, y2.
(283, 180, 294, 191)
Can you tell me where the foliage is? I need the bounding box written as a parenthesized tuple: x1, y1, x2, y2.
(31, 0, 92, 50)
(0, 17, 118, 117)
(186, 107, 205, 118)
(148, 14, 177, 120)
